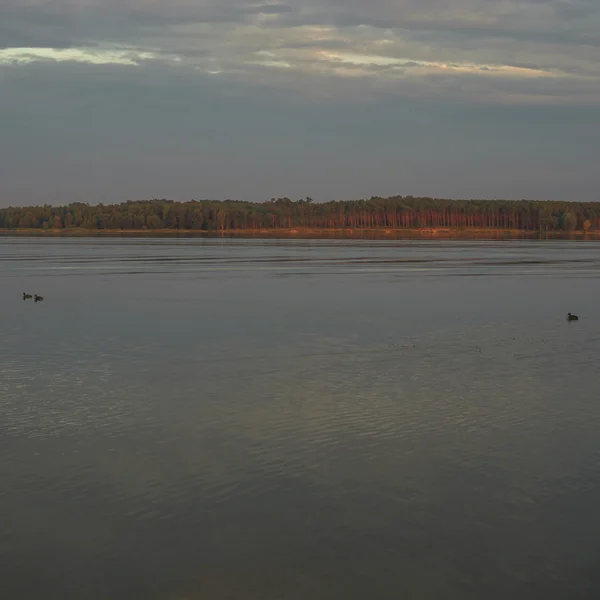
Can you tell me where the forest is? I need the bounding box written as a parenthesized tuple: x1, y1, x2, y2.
(0, 196, 598, 232)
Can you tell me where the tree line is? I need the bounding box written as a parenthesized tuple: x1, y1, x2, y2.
(0, 196, 598, 232)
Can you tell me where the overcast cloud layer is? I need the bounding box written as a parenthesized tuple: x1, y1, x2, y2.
(1, 0, 599, 205)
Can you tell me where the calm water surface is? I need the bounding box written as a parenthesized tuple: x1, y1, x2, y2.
(1, 237, 600, 599)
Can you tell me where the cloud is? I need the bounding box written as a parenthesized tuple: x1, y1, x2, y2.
(0, 46, 157, 66)
(0, 1, 599, 206)
(0, 0, 598, 104)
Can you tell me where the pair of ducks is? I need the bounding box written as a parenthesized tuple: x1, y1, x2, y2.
(23, 293, 43, 302)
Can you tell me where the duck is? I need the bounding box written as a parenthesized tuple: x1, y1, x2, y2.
(567, 312, 578, 321)
(34, 294, 44, 302)
(23, 292, 33, 300)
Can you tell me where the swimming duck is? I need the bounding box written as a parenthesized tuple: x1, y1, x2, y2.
(34, 294, 43, 302)
(567, 312, 578, 321)
(23, 292, 33, 300)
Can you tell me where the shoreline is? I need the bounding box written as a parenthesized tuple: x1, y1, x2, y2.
(0, 227, 598, 240)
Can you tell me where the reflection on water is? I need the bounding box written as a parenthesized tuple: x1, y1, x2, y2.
(1, 237, 600, 599)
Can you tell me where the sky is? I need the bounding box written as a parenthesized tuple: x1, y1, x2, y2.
(1, 0, 599, 206)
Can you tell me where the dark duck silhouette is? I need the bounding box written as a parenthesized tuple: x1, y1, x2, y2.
(23, 292, 33, 300)
(567, 312, 578, 321)
(34, 294, 44, 303)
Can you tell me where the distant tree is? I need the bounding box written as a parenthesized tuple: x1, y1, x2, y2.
(2, 196, 600, 233)
(560, 212, 577, 231)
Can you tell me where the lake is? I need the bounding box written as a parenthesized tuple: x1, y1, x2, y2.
(1, 236, 600, 599)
